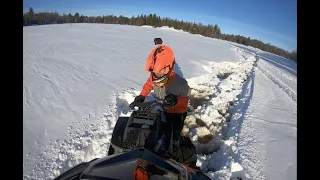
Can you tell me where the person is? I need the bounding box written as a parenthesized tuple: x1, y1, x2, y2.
(129, 38, 191, 157)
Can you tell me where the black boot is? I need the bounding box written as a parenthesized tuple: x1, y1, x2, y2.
(171, 131, 181, 161)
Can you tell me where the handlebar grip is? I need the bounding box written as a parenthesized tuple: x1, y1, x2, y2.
(129, 100, 163, 111)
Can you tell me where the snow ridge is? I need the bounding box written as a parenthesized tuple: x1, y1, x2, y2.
(182, 50, 257, 180)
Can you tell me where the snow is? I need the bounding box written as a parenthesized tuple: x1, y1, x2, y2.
(233, 61, 297, 180)
(23, 23, 296, 180)
(156, 26, 189, 33)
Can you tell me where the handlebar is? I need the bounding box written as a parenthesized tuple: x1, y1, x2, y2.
(129, 99, 164, 113)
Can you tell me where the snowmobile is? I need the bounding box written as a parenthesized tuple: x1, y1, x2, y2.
(54, 99, 211, 179)
(54, 147, 211, 180)
(107, 98, 197, 166)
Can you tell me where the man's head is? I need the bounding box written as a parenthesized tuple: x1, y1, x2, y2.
(145, 45, 175, 87)
(154, 38, 163, 45)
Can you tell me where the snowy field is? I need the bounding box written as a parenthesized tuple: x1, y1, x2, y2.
(23, 24, 297, 180)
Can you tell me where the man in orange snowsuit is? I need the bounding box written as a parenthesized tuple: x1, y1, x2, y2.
(130, 38, 191, 156)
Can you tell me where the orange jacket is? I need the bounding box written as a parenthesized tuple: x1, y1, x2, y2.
(139, 72, 190, 114)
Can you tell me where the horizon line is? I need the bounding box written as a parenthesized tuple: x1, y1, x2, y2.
(23, 7, 296, 52)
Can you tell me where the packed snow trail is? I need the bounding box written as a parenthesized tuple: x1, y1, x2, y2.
(201, 51, 296, 179)
(185, 46, 296, 179)
(231, 61, 296, 180)
(225, 42, 297, 102)
(227, 42, 296, 76)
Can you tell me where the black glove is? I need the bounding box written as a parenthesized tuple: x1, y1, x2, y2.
(163, 94, 178, 109)
(134, 95, 146, 102)
(129, 95, 146, 109)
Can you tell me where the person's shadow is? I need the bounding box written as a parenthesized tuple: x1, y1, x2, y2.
(174, 62, 184, 78)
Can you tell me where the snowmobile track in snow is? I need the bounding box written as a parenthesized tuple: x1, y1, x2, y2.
(256, 58, 297, 103)
(258, 59, 296, 84)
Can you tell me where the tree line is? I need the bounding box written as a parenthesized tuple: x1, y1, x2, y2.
(23, 8, 297, 62)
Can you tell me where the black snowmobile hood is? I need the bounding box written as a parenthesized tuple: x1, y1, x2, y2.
(54, 148, 211, 180)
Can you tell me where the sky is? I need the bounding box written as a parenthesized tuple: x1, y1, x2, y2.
(23, 0, 297, 52)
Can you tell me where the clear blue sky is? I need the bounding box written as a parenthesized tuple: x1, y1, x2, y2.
(23, 0, 297, 52)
